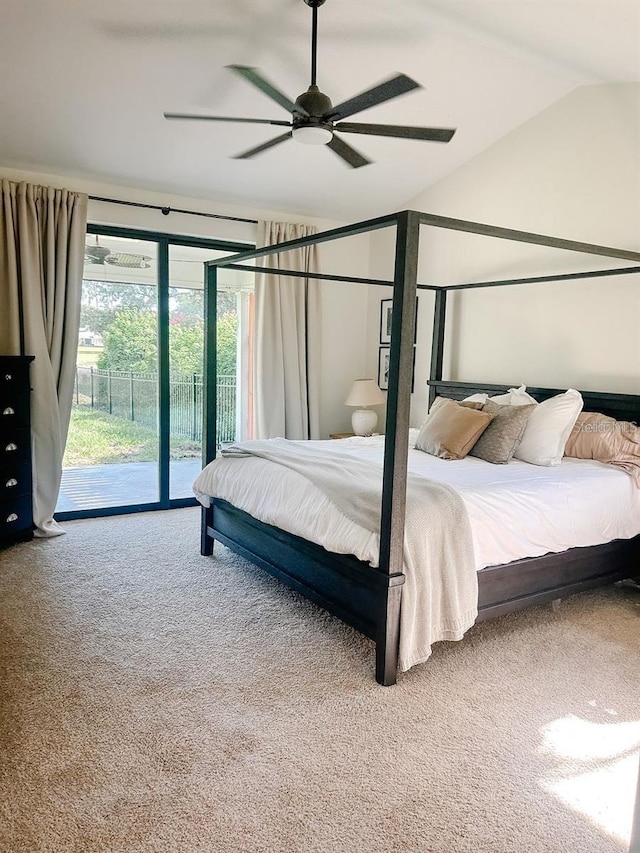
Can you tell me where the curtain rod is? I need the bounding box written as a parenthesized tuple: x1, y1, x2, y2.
(88, 195, 258, 225)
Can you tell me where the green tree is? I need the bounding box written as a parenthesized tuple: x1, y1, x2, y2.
(170, 323, 204, 375)
(98, 307, 238, 378)
(216, 312, 237, 377)
(169, 288, 203, 328)
(81, 280, 156, 336)
(98, 309, 157, 373)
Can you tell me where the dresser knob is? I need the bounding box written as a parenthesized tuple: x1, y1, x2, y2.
(3, 407, 15, 416)
(6, 513, 18, 523)
(5, 443, 18, 452)
(5, 478, 18, 488)
(4, 374, 12, 381)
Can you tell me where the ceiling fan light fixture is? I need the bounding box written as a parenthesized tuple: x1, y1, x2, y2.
(292, 125, 333, 145)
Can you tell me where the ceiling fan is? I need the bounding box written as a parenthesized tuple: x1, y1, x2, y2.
(84, 238, 152, 269)
(163, 0, 456, 169)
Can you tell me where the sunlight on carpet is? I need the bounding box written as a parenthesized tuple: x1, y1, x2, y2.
(540, 710, 640, 844)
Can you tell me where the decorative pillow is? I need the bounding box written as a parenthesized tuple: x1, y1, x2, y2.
(429, 396, 485, 415)
(514, 389, 583, 466)
(564, 411, 640, 486)
(489, 385, 537, 407)
(415, 399, 494, 460)
(469, 400, 536, 464)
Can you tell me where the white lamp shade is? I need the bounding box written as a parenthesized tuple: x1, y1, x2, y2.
(345, 379, 386, 408)
(345, 379, 385, 436)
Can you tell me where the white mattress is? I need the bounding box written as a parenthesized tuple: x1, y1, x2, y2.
(193, 431, 640, 571)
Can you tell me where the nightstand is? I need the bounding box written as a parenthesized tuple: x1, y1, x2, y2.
(329, 432, 355, 439)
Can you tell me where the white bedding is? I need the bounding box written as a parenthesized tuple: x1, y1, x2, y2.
(193, 430, 640, 572)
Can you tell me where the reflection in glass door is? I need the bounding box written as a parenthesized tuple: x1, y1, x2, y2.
(56, 227, 253, 518)
(168, 245, 254, 499)
(58, 235, 159, 512)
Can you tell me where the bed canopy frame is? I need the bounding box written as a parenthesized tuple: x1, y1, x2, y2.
(201, 210, 640, 685)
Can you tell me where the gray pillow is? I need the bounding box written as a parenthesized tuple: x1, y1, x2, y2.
(469, 400, 536, 464)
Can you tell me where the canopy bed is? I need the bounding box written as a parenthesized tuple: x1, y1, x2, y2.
(196, 210, 640, 685)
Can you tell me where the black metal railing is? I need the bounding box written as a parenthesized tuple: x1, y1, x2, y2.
(74, 366, 237, 443)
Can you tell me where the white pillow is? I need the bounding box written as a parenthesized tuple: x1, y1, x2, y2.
(514, 389, 584, 466)
(463, 393, 489, 404)
(489, 385, 537, 407)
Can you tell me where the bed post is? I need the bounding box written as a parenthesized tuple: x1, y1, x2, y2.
(377, 210, 421, 686)
(201, 262, 218, 558)
(428, 289, 447, 410)
(201, 504, 214, 556)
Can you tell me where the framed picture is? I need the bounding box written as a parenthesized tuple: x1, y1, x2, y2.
(379, 297, 418, 345)
(377, 347, 390, 390)
(380, 299, 393, 345)
(378, 346, 416, 392)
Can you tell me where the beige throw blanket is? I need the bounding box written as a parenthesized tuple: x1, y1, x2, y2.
(222, 439, 478, 671)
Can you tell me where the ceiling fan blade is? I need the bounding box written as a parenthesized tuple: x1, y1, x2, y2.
(164, 112, 292, 127)
(324, 74, 420, 122)
(233, 131, 293, 160)
(336, 122, 456, 143)
(326, 136, 371, 169)
(227, 65, 307, 116)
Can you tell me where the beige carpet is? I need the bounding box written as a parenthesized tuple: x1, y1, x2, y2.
(1, 507, 638, 853)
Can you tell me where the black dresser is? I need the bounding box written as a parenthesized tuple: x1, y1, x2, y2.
(1, 356, 35, 548)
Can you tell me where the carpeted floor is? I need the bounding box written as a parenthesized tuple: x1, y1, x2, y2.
(0, 507, 638, 853)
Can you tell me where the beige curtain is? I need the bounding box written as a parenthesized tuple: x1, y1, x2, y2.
(0, 180, 88, 537)
(253, 221, 321, 440)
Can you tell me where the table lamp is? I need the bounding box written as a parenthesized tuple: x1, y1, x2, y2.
(345, 379, 386, 436)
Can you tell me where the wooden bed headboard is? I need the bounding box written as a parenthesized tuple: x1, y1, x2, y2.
(428, 380, 640, 424)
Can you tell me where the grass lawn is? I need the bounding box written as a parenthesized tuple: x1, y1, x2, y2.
(76, 346, 103, 366)
(64, 406, 201, 466)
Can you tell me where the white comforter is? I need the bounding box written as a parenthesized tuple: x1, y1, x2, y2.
(214, 438, 478, 672)
(193, 431, 640, 572)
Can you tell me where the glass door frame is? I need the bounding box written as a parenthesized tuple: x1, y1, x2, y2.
(55, 223, 251, 522)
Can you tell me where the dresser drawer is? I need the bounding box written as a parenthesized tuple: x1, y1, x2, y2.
(0, 390, 31, 429)
(0, 427, 31, 462)
(0, 494, 33, 540)
(0, 361, 31, 391)
(1, 459, 31, 500)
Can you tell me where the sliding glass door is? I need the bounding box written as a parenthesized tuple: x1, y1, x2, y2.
(56, 226, 252, 519)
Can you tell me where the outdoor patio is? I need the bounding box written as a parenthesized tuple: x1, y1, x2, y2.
(57, 458, 203, 512)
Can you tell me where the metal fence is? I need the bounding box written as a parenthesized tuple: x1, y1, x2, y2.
(74, 366, 237, 443)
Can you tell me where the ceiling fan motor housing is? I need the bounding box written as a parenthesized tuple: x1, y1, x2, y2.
(295, 85, 334, 131)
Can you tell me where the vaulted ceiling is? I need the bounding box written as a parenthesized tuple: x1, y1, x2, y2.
(1, 0, 638, 220)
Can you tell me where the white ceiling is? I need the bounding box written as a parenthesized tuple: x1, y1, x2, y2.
(1, 0, 638, 221)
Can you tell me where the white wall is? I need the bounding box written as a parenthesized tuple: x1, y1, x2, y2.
(0, 166, 372, 437)
(366, 83, 640, 426)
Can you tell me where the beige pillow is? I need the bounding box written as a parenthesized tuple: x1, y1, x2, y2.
(429, 396, 485, 415)
(564, 411, 640, 486)
(470, 400, 536, 464)
(415, 399, 495, 460)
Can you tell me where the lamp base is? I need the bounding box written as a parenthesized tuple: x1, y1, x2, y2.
(351, 408, 377, 436)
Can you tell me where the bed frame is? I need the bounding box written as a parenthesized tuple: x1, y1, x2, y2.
(199, 210, 640, 685)
(201, 380, 640, 686)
